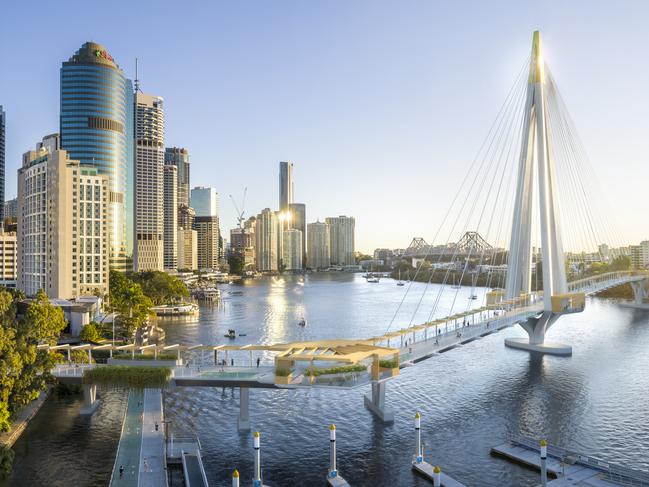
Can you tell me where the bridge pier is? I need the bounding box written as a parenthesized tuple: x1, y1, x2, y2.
(505, 312, 572, 356)
(238, 386, 250, 431)
(80, 384, 100, 415)
(364, 381, 394, 423)
(630, 280, 649, 305)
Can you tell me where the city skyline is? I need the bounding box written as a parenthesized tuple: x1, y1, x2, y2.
(1, 1, 648, 252)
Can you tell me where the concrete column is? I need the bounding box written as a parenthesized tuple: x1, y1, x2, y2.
(433, 466, 441, 487)
(630, 280, 648, 305)
(363, 381, 394, 423)
(80, 384, 100, 415)
(238, 387, 250, 431)
(232, 469, 240, 487)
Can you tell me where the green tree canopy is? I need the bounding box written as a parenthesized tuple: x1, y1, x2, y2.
(109, 271, 153, 337)
(128, 271, 189, 305)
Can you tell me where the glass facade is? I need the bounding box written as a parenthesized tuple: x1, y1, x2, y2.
(60, 42, 132, 271)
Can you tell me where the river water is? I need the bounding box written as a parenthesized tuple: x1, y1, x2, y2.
(4, 273, 649, 486)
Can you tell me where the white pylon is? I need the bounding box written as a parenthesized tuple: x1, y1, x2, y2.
(506, 30, 567, 308)
(504, 31, 572, 355)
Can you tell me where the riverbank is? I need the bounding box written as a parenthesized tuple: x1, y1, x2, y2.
(0, 389, 50, 449)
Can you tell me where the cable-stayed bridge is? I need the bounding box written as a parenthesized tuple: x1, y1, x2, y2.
(49, 32, 648, 425)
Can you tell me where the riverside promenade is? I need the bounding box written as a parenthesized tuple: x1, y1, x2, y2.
(110, 389, 167, 487)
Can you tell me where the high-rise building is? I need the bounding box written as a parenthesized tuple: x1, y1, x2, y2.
(282, 229, 303, 271)
(134, 93, 165, 271)
(194, 216, 220, 270)
(0, 230, 17, 288)
(230, 216, 256, 270)
(307, 221, 330, 269)
(326, 216, 355, 266)
(190, 186, 219, 217)
(279, 161, 294, 212)
(0, 106, 5, 224)
(60, 42, 133, 271)
(165, 147, 190, 208)
(163, 165, 178, 270)
(18, 135, 109, 298)
(255, 209, 278, 272)
(4, 198, 17, 220)
(177, 228, 198, 270)
(178, 204, 195, 231)
(288, 203, 306, 268)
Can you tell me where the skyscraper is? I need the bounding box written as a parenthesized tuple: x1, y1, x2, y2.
(133, 92, 165, 271)
(163, 165, 178, 270)
(279, 161, 294, 212)
(18, 135, 109, 298)
(165, 147, 190, 207)
(282, 228, 303, 271)
(190, 187, 219, 217)
(60, 42, 132, 271)
(307, 221, 330, 269)
(326, 216, 356, 266)
(255, 209, 278, 272)
(194, 216, 220, 270)
(0, 106, 5, 224)
(288, 203, 306, 268)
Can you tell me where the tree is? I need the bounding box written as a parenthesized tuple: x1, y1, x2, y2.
(128, 271, 189, 305)
(0, 445, 14, 480)
(228, 252, 245, 275)
(109, 271, 153, 337)
(79, 322, 101, 343)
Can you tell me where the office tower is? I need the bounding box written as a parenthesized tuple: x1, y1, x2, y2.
(282, 228, 303, 271)
(163, 165, 178, 270)
(165, 147, 190, 207)
(60, 42, 133, 271)
(190, 186, 219, 217)
(4, 198, 17, 220)
(279, 161, 294, 212)
(326, 216, 356, 266)
(307, 221, 330, 269)
(133, 93, 165, 271)
(288, 203, 306, 268)
(194, 216, 220, 269)
(230, 216, 256, 270)
(0, 230, 17, 288)
(18, 135, 109, 298)
(255, 209, 278, 272)
(177, 228, 198, 270)
(0, 107, 5, 224)
(178, 204, 195, 231)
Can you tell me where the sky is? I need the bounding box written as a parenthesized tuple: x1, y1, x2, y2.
(1, 0, 648, 253)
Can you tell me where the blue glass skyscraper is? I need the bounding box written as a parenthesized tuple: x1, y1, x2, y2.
(60, 42, 133, 271)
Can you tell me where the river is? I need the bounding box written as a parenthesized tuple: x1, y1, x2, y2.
(3, 273, 649, 486)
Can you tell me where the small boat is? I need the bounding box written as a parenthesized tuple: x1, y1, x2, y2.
(228, 291, 243, 296)
(470, 294, 478, 300)
(298, 318, 307, 327)
(224, 329, 236, 339)
(238, 333, 247, 337)
(366, 277, 379, 283)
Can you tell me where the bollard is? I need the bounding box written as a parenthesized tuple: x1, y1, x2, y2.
(253, 431, 262, 487)
(232, 469, 240, 487)
(540, 439, 547, 487)
(433, 465, 441, 487)
(415, 412, 423, 463)
(328, 424, 338, 478)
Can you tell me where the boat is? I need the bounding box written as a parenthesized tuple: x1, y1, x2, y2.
(151, 303, 199, 316)
(298, 318, 307, 327)
(228, 290, 243, 296)
(224, 329, 236, 339)
(366, 276, 380, 283)
(470, 295, 478, 300)
(396, 269, 405, 286)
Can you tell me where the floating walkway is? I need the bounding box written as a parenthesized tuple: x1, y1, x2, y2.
(110, 389, 168, 487)
(491, 436, 649, 486)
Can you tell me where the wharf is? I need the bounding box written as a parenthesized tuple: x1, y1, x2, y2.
(412, 461, 467, 486)
(491, 437, 649, 487)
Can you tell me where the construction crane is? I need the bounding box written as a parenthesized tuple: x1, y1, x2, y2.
(229, 187, 247, 229)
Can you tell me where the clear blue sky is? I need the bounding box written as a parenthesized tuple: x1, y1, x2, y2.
(1, 0, 647, 252)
